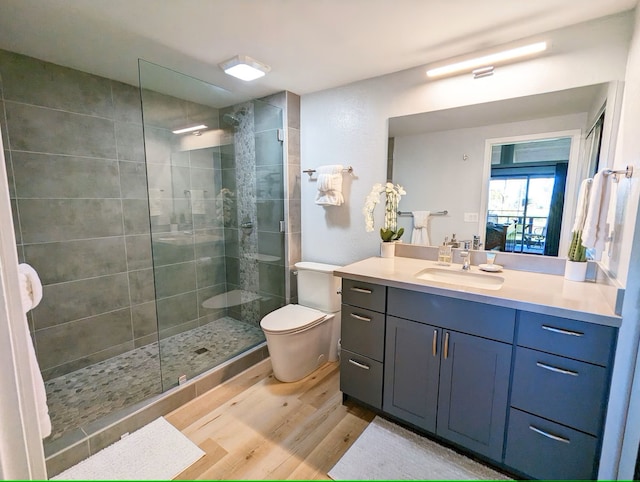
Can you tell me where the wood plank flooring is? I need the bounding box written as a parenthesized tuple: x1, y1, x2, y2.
(165, 359, 375, 480)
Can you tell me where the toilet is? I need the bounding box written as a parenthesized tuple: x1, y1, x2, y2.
(260, 261, 342, 382)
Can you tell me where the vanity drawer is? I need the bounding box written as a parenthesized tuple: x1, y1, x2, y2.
(511, 347, 609, 435)
(342, 279, 387, 313)
(517, 311, 617, 366)
(387, 287, 515, 343)
(341, 304, 385, 362)
(505, 408, 598, 480)
(340, 349, 383, 409)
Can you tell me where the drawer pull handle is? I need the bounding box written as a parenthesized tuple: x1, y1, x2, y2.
(541, 325, 584, 337)
(529, 425, 570, 444)
(432, 330, 438, 357)
(536, 362, 578, 377)
(350, 313, 372, 322)
(350, 287, 373, 294)
(348, 359, 370, 370)
(443, 332, 450, 360)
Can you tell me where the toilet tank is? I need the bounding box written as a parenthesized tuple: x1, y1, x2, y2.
(295, 262, 342, 312)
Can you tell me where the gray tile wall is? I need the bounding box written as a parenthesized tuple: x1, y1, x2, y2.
(0, 49, 157, 380)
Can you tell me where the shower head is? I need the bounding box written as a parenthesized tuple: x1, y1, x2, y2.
(222, 108, 247, 128)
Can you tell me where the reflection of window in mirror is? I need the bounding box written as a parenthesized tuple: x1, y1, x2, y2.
(485, 137, 571, 256)
(585, 113, 605, 178)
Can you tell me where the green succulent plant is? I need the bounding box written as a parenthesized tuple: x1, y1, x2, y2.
(567, 230, 587, 262)
(380, 227, 404, 242)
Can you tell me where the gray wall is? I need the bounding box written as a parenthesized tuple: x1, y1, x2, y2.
(0, 49, 158, 380)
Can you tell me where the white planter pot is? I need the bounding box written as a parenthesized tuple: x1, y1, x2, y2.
(564, 260, 587, 282)
(380, 242, 395, 258)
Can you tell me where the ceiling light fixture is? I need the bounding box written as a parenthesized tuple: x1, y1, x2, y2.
(219, 55, 271, 81)
(172, 124, 208, 134)
(426, 41, 547, 79)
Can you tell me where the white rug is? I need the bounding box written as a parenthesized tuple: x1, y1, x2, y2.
(329, 416, 511, 481)
(52, 417, 204, 480)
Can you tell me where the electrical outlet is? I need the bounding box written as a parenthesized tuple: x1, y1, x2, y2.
(464, 212, 479, 223)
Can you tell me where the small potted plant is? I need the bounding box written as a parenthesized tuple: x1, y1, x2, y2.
(564, 230, 588, 281)
(363, 182, 406, 257)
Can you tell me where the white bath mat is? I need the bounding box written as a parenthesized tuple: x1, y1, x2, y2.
(52, 417, 204, 480)
(328, 416, 510, 480)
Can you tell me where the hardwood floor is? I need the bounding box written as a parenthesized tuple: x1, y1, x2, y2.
(166, 359, 375, 480)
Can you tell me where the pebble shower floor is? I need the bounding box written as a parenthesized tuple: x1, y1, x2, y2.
(44, 317, 265, 442)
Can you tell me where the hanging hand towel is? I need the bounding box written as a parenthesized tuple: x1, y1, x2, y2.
(572, 178, 593, 232)
(581, 171, 611, 254)
(410, 211, 431, 245)
(189, 189, 206, 215)
(315, 165, 344, 206)
(17, 263, 51, 438)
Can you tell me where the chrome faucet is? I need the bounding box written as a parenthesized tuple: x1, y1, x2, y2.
(461, 241, 471, 270)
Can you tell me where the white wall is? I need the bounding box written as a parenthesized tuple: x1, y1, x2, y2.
(300, 12, 632, 267)
(393, 113, 588, 247)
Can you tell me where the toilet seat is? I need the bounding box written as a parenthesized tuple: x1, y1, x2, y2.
(260, 304, 327, 335)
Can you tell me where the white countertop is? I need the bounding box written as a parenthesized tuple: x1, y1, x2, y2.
(335, 257, 621, 327)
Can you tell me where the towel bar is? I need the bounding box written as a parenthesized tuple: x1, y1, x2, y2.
(603, 165, 633, 182)
(398, 210, 448, 216)
(303, 166, 353, 177)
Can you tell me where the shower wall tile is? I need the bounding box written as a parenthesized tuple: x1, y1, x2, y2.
(154, 261, 196, 299)
(194, 234, 225, 259)
(221, 167, 237, 195)
(125, 234, 152, 270)
(255, 130, 283, 166)
(259, 294, 285, 319)
(258, 231, 285, 259)
(158, 319, 199, 341)
(257, 200, 284, 233)
(224, 228, 239, 258)
(11, 152, 120, 199)
(197, 284, 228, 319)
(115, 121, 145, 162)
(287, 127, 300, 164)
(111, 80, 143, 124)
(170, 150, 190, 167)
(128, 268, 156, 305)
(18, 199, 123, 243)
(220, 143, 235, 170)
(4, 149, 15, 198)
(287, 164, 301, 201)
(142, 125, 174, 165)
(258, 262, 286, 298)
(170, 165, 191, 199)
(119, 161, 148, 199)
(288, 199, 301, 233)
(10, 199, 21, 245)
(152, 235, 196, 267)
(1, 101, 10, 148)
(131, 301, 158, 339)
(286, 92, 301, 129)
(35, 308, 133, 371)
(189, 147, 219, 170)
(0, 49, 114, 118)
(196, 256, 226, 289)
(256, 164, 284, 200)
(186, 101, 220, 128)
(122, 199, 151, 235)
(5, 102, 117, 159)
(23, 237, 127, 285)
(32, 273, 130, 329)
(254, 101, 283, 133)
(139, 89, 188, 130)
(189, 167, 216, 191)
(225, 256, 239, 286)
(156, 292, 198, 331)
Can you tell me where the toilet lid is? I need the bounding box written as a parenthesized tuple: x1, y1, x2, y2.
(260, 304, 327, 334)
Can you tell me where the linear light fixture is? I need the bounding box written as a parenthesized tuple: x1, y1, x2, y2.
(219, 54, 271, 81)
(426, 41, 547, 78)
(172, 124, 207, 134)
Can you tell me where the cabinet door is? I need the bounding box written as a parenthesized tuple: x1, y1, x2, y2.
(437, 331, 511, 461)
(383, 316, 441, 432)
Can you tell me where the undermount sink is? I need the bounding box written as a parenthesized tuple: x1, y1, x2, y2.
(415, 267, 504, 290)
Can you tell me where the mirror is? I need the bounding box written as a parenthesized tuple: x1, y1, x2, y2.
(388, 82, 619, 257)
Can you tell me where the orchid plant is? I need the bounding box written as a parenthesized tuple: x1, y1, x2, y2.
(363, 182, 406, 242)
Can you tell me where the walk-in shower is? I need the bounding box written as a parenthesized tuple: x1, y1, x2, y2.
(0, 49, 289, 469)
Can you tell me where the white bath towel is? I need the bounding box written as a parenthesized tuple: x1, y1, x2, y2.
(148, 188, 164, 217)
(572, 178, 592, 232)
(410, 211, 431, 246)
(581, 171, 611, 254)
(17, 263, 51, 438)
(315, 165, 344, 206)
(189, 189, 206, 215)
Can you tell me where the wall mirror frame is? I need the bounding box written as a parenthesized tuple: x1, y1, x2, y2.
(388, 81, 623, 259)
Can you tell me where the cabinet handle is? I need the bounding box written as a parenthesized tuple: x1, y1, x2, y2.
(348, 359, 370, 370)
(350, 287, 373, 294)
(443, 332, 450, 359)
(541, 325, 584, 337)
(350, 312, 372, 322)
(432, 330, 438, 357)
(536, 362, 579, 377)
(529, 425, 570, 444)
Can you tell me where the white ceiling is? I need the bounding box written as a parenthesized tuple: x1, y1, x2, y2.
(0, 0, 637, 106)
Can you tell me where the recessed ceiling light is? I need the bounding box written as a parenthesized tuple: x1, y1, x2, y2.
(172, 124, 208, 134)
(426, 41, 548, 78)
(219, 55, 270, 81)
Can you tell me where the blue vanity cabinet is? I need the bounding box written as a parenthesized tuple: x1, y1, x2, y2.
(384, 287, 515, 462)
(504, 311, 618, 480)
(339, 279, 387, 409)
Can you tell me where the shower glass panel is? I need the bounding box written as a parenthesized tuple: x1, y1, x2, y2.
(139, 60, 286, 390)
